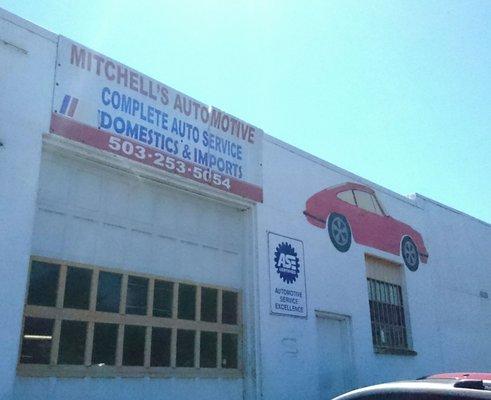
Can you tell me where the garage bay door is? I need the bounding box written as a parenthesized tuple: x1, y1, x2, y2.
(18, 148, 246, 400)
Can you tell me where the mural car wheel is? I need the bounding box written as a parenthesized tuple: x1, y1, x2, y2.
(328, 213, 351, 252)
(402, 236, 419, 271)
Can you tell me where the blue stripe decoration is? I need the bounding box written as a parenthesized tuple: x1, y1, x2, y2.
(60, 95, 71, 115)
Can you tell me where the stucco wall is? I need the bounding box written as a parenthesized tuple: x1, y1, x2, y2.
(414, 195, 491, 371)
(0, 10, 57, 400)
(256, 136, 491, 399)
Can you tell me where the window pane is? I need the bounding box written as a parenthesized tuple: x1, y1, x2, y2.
(153, 280, 173, 318)
(201, 287, 217, 323)
(126, 276, 148, 315)
(222, 291, 238, 325)
(381, 283, 387, 303)
(337, 190, 356, 205)
(222, 333, 238, 369)
(368, 280, 375, 301)
(20, 317, 54, 364)
(354, 190, 377, 213)
(92, 323, 118, 366)
(200, 331, 217, 368)
(63, 266, 92, 309)
(398, 286, 404, 306)
(176, 329, 195, 367)
(58, 320, 87, 365)
(371, 195, 384, 216)
(150, 327, 171, 367)
(27, 261, 59, 306)
(123, 325, 146, 366)
(96, 271, 122, 313)
(178, 284, 196, 320)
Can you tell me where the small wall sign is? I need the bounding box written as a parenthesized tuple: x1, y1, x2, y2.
(268, 232, 307, 318)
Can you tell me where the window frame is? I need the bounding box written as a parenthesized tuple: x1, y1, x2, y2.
(336, 190, 356, 206)
(365, 255, 416, 356)
(18, 256, 242, 378)
(353, 189, 377, 214)
(370, 193, 385, 216)
(351, 189, 386, 217)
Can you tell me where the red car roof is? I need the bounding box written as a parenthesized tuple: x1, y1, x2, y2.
(428, 372, 491, 381)
(328, 182, 376, 194)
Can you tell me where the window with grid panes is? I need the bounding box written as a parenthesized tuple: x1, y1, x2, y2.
(18, 258, 241, 377)
(367, 278, 408, 350)
(365, 255, 414, 355)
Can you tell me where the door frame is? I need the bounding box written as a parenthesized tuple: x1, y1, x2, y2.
(315, 310, 357, 396)
(41, 135, 262, 400)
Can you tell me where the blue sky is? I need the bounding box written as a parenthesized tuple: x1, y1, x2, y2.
(2, 0, 490, 223)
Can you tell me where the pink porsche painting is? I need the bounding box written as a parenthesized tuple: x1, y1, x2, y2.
(304, 182, 428, 271)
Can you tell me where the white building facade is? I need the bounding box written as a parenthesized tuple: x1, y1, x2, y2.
(1, 8, 490, 400)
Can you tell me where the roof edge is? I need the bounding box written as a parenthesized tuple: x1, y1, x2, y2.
(264, 133, 422, 209)
(0, 6, 57, 42)
(411, 193, 490, 227)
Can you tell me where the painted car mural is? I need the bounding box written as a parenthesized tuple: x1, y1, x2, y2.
(303, 182, 428, 271)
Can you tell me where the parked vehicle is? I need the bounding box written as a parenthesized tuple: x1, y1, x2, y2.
(304, 182, 429, 271)
(427, 372, 491, 382)
(332, 373, 491, 399)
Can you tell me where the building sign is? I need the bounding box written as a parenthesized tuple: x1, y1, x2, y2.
(50, 37, 263, 202)
(268, 232, 307, 318)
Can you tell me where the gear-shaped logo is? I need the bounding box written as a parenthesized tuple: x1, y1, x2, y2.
(274, 242, 300, 284)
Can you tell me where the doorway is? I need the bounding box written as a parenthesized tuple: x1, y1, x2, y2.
(315, 311, 356, 399)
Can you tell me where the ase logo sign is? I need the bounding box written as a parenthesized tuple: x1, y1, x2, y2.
(268, 233, 307, 318)
(274, 242, 300, 284)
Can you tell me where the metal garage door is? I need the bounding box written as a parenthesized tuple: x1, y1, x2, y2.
(21, 147, 247, 400)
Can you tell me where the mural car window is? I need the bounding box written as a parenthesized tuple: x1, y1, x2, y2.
(19, 259, 241, 377)
(371, 194, 384, 216)
(337, 190, 356, 205)
(354, 190, 377, 214)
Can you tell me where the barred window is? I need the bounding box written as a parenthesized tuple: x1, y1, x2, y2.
(367, 278, 408, 351)
(18, 258, 241, 377)
(365, 254, 414, 355)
